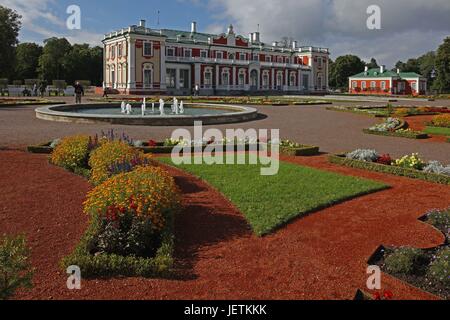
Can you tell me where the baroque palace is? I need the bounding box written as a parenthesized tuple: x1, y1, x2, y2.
(103, 20, 330, 95)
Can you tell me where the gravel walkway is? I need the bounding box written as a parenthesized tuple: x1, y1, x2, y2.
(1, 150, 449, 300)
(1, 97, 449, 162)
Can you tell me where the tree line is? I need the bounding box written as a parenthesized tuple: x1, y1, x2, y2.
(329, 36, 450, 93)
(0, 6, 103, 86)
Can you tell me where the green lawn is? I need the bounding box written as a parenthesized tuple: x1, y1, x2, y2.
(159, 157, 389, 236)
(425, 126, 450, 137)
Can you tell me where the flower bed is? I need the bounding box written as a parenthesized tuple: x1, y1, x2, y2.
(278, 140, 320, 156)
(363, 118, 429, 139)
(61, 166, 180, 278)
(329, 150, 450, 185)
(368, 208, 449, 299)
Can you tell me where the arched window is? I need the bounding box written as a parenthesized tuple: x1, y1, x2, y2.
(221, 69, 230, 86)
(289, 72, 296, 87)
(262, 71, 269, 88)
(238, 69, 246, 86)
(277, 72, 283, 87)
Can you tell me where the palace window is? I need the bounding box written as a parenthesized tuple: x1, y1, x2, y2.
(253, 54, 259, 61)
(370, 81, 376, 89)
(216, 51, 223, 59)
(290, 73, 296, 86)
(411, 82, 417, 91)
(361, 81, 366, 89)
(277, 56, 283, 63)
(381, 81, 386, 90)
(204, 69, 212, 86)
(167, 47, 175, 57)
(221, 69, 230, 86)
(318, 57, 323, 68)
(184, 48, 192, 58)
(265, 56, 271, 63)
(143, 42, 153, 57)
(262, 73, 269, 87)
(238, 70, 246, 86)
(118, 44, 122, 57)
(111, 46, 115, 59)
(277, 72, 283, 87)
(166, 69, 176, 88)
(229, 53, 235, 60)
(352, 81, 357, 89)
(200, 50, 208, 58)
(179, 69, 190, 89)
(143, 64, 153, 87)
(240, 53, 246, 60)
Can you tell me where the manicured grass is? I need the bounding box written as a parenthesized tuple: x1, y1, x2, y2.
(424, 126, 450, 137)
(159, 156, 389, 236)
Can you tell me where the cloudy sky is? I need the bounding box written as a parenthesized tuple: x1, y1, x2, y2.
(1, 0, 449, 67)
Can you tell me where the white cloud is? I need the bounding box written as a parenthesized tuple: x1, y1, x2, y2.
(202, 0, 450, 67)
(1, 0, 103, 45)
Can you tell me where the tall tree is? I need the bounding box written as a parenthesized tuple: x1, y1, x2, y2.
(366, 58, 379, 69)
(417, 51, 436, 87)
(0, 6, 21, 79)
(330, 55, 365, 90)
(38, 37, 72, 82)
(14, 43, 42, 80)
(433, 37, 450, 93)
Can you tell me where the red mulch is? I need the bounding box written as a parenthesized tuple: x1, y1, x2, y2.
(404, 115, 448, 143)
(1, 150, 449, 300)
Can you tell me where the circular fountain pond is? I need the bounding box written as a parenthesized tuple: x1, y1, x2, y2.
(35, 103, 258, 126)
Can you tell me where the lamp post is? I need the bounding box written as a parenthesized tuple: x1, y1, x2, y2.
(430, 68, 437, 96)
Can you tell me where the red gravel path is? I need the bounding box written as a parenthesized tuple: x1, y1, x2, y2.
(405, 115, 448, 143)
(1, 150, 449, 300)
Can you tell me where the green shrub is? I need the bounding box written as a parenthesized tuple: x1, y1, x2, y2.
(427, 247, 450, 286)
(50, 135, 90, 172)
(426, 208, 450, 236)
(0, 235, 34, 300)
(384, 247, 428, 275)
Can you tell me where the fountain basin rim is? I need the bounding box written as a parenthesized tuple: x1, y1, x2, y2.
(35, 103, 259, 126)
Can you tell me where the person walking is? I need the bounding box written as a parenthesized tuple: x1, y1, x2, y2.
(194, 83, 200, 96)
(74, 82, 84, 104)
(39, 82, 46, 98)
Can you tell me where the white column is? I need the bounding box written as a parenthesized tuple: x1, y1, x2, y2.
(271, 69, 275, 90)
(194, 64, 201, 88)
(298, 69, 302, 91)
(285, 69, 289, 90)
(160, 42, 166, 90)
(175, 68, 181, 90)
(232, 66, 236, 88)
(127, 39, 136, 90)
(216, 65, 220, 89)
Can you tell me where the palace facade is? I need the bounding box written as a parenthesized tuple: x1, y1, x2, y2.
(102, 20, 330, 95)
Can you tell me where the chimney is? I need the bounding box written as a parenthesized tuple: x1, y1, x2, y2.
(364, 66, 369, 72)
(253, 32, 260, 43)
(139, 20, 146, 28)
(380, 65, 385, 74)
(272, 41, 279, 47)
(191, 21, 197, 33)
(397, 68, 400, 74)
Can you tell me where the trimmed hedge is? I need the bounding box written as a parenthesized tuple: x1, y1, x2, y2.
(279, 145, 320, 156)
(329, 154, 450, 185)
(27, 142, 53, 154)
(363, 129, 429, 139)
(61, 213, 174, 278)
(137, 143, 262, 154)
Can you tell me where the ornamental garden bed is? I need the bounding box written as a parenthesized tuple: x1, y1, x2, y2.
(329, 151, 450, 185)
(328, 105, 449, 118)
(0, 98, 64, 107)
(363, 118, 429, 140)
(367, 208, 449, 300)
(158, 155, 388, 236)
(277, 140, 320, 156)
(48, 134, 181, 278)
